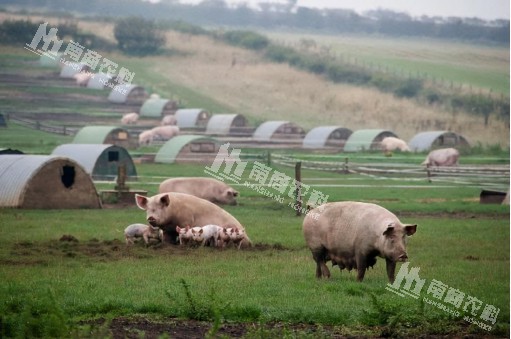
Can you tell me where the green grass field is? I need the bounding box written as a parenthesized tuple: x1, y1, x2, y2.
(0, 159, 509, 337)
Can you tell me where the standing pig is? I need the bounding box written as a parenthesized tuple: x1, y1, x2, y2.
(138, 130, 155, 146)
(190, 224, 223, 247)
(135, 193, 250, 246)
(422, 148, 459, 167)
(159, 177, 239, 206)
(303, 202, 417, 283)
(124, 223, 164, 245)
(121, 112, 139, 125)
(161, 115, 177, 126)
(150, 125, 180, 140)
(380, 137, 410, 153)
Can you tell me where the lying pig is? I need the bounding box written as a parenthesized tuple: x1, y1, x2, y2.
(190, 224, 223, 247)
(121, 112, 139, 125)
(303, 201, 417, 283)
(124, 223, 163, 245)
(161, 115, 177, 126)
(135, 193, 250, 246)
(150, 125, 180, 140)
(159, 177, 239, 206)
(422, 148, 459, 167)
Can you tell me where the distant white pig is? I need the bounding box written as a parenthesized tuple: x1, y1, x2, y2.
(422, 148, 459, 167)
(124, 223, 163, 245)
(161, 115, 177, 126)
(150, 125, 180, 140)
(381, 137, 410, 153)
(138, 130, 155, 146)
(121, 112, 139, 125)
(73, 72, 92, 86)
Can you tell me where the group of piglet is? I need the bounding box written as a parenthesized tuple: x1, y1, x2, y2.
(176, 225, 247, 249)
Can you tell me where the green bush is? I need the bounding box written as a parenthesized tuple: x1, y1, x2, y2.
(0, 19, 43, 44)
(326, 63, 372, 84)
(114, 16, 166, 56)
(222, 30, 269, 50)
(393, 78, 423, 98)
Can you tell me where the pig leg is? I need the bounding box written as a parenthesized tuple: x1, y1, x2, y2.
(355, 255, 368, 282)
(312, 248, 330, 278)
(385, 258, 397, 283)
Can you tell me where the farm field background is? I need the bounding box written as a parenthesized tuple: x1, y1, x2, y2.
(0, 13, 509, 338)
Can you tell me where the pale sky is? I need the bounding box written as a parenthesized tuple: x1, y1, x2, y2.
(177, 0, 510, 20)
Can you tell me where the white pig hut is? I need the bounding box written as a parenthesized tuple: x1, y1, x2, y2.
(205, 114, 247, 135)
(343, 129, 398, 152)
(52, 144, 137, 181)
(303, 126, 353, 149)
(87, 72, 114, 90)
(253, 121, 306, 141)
(73, 126, 134, 149)
(0, 155, 101, 209)
(174, 109, 211, 128)
(59, 62, 89, 78)
(108, 84, 148, 104)
(155, 135, 221, 164)
(408, 131, 470, 152)
(139, 97, 178, 118)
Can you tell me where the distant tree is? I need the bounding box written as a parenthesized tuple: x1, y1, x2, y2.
(114, 16, 165, 56)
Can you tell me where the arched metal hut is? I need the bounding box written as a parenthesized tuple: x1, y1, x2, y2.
(87, 72, 114, 90)
(73, 126, 133, 149)
(52, 144, 137, 181)
(39, 52, 63, 68)
(139, 98, 178, 118)
(303, 126, 353, 149)
(408, 131, 470, 152)
(155, 135, 220, 164)
(343, 129, 398, 152)
(174, 109, 211, 128)
(253, 121, 305, 141)
(59, 62, 89, 78)
(108, 84, 147, 104)
(205, 114, 247, 135)
(0, 155, 101, 209)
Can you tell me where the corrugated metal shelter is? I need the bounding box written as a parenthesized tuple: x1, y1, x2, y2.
(139, 98, 178, 118)
(73, 126, 133, 149)
(59, 62, 88, 78)
(253, 121, 305, 141)
(0, 155, 101, 209)
(174, 109, 211, 128)
(155, 135, 220, 164)
(0, 148, 23, 155)
(108, 84, 147, 104)
(52, 144, 137, 180)
(87, 72, 113, 90)
(303, 126, 353, 149)
(408, 131, 470, 152)
(205, 114, 247, 135)
(343, 129, 397, 152)
(39, 52, 63, 68)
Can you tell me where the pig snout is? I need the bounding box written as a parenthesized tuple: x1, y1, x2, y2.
(147, 216, 158, 226)
(397, 253, 408, 262)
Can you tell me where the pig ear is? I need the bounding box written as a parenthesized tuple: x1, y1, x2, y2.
(135, 194, 148, 210)
(404, 224, 417, 236)
(199, 229, 203, 234)
(176, 226, 181, 232)
(383, 223, 395, 236)
(159, 194, 170, 207)
(232, 190, 239, 197)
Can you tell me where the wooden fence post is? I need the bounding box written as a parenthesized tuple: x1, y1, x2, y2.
(295, 161, 302, 216)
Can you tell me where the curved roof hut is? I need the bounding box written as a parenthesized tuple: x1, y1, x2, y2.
(87, 72, 114, 90)
(174, 109, 211, 128)
(343, 129, 397, 152)
(155, 135, 220, 164)
(253, 121, 305, 141)
(205, 114, 247, 135)
(0, 155, 101, 209)
(108, 84, 147, 104)
(59, 62, 89, 78)
(52, 144, 137, 181)
(408, 131, 470, 152)
(139, 98, 178, 118)
(39, 52, 63, 68)
(73, 126, 133, 149)
(303, 126, 353, 149)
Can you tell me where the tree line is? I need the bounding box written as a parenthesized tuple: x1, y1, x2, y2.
(1, 0, 509, 45)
